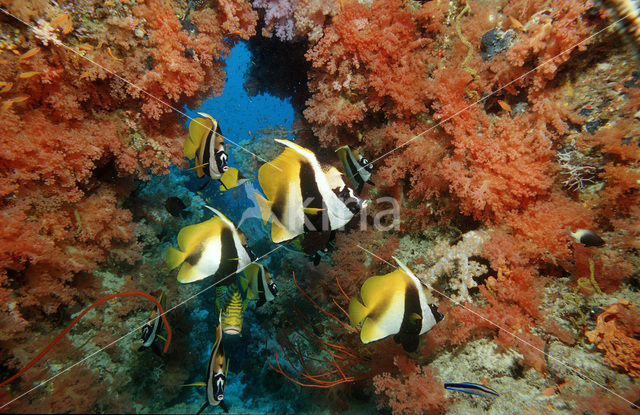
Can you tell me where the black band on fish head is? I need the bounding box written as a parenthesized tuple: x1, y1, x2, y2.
(335, 186, 364, 214)
(360, 158, 374, 172)
(213, 374, 226, 401)
(141, 324, 152, 341)
(268, 282, 278, 296)
(215, 150, 229, 172)
(429, 303, 444, 323)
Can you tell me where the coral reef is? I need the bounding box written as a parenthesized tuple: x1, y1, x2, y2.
(0, 0, 256, 412)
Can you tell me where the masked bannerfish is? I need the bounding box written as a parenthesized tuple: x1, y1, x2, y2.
(242, 263, 278, 307)
(183, 313, 230, 414)
(184, 112, 249, 191)
(336, 145, 374, 194)
(255, 139, 366, 243)
(349, 257, 444, 352)
(139, 290, 167, 354)
(216, 283, 246, 335)
(165, 206, 253, 285)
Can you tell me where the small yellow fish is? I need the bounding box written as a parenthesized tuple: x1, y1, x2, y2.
(18, 71, 41, 79)
(0, 82, 13, 93)
(19, 47, 40, 61)
(497, 100, 512, 114)
(78, 43, 93, 51)
(10, 96, 29, 103)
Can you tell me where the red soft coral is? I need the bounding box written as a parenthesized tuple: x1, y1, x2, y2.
(373, 355, 451, 415)
(440, 113, 554, 220)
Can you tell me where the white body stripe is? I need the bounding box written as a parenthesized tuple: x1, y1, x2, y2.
(276, 139, 355, 230)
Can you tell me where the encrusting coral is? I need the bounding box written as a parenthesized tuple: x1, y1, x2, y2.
(585, 299, 640, 378)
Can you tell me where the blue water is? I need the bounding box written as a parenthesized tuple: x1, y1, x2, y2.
(184, 42, 295, 164)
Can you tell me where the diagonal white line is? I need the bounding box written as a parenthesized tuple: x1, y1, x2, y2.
(356, 14, 631, 175)
(0, 7, 281, 172)
(354, 243, 635, 407)
(0, 244, 284, 410)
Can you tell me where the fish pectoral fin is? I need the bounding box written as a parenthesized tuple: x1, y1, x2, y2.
(303, 207, 324, 215)
(188, 162, 209, 171)
(181, 382, 207, 387)
(165, 247, 186, 270)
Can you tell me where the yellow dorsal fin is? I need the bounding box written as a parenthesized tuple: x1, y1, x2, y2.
(303, 207, 323, 215)
(360, 270, 406, 307)
(176, 217, 221, 253)
(257, 144, 304, 202)
(186, 117, 213, 158)
(181, 382, 206, 387)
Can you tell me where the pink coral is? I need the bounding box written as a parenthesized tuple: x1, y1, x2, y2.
(373, 355, 450, 415)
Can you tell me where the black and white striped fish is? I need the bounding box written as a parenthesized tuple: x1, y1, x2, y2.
(336, 145, 374, 194)
(255, 139, 366, 243)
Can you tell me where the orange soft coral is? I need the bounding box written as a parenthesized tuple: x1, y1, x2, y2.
(585, 299, 640, 377)
(304, 0, 432, 145)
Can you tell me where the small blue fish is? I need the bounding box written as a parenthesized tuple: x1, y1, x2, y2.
(444, 382, 499, 398)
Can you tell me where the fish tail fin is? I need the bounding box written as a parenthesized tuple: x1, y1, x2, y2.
(196, 402, 209, 415)
(348, 298, 368, 327)
(165, 247, 186, 270)
(254, 192, 272, 224)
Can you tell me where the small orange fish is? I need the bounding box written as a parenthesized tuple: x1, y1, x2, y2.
(0, 82, 13, 93)
(19, 47, 40, 61)
(0, 100, 14, 114)
(107, 47, 123, 61)
(18, 71, 42, 79)
(497, 100, 512, 113)
(62, 18, 73, 35)
(78, 43, 93, 51)
(10, 96, 29, 103)
(51, 13, 69, 27)
(508, 15, 525, 31)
